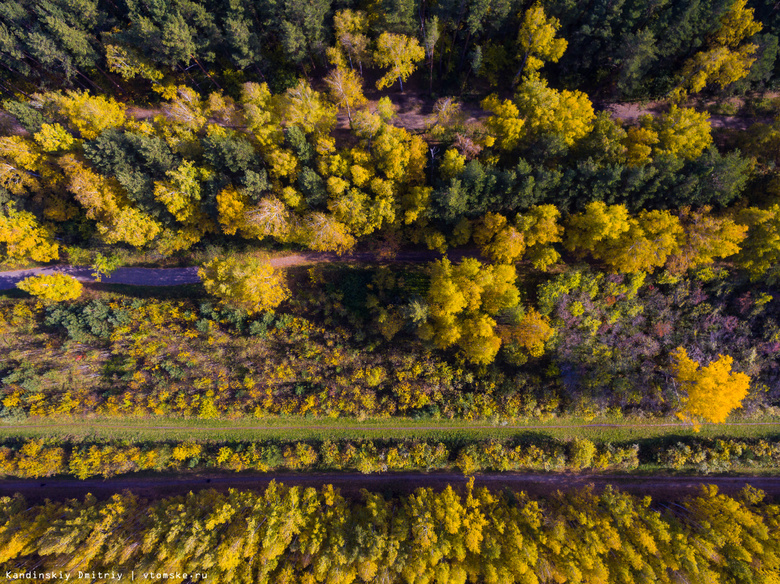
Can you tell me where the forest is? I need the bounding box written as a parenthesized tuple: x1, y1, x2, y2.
(1, 0, 779, 426)
(2, 0, 780, 580)
(2, 482, 780, 584)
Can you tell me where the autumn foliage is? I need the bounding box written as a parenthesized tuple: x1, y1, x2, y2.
(671, 347, 751, 425)
(198, 256, 289, 314)
(16, 273, 83, 302)
(1, 483, 779, 584)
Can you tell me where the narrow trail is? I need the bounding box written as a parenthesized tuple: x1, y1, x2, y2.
(2, 472, 779, 503)
(0, 249, 478, 290)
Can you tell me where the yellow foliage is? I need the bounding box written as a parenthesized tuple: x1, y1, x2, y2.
(198, 256, 289, 314)
(652, 106, 713, 160)
(216, 186, 249, 235)
(474, 213, 525, 264)
(672, 0, 762, 100)
(0, 204, 59, 263)
(374, 33, 425, 90)
(512, 308, 554, 357)
(16, 273, 83, 302)
(515, 4, 567, 81)
(51, 90, 126, 139)
(100, 207, 162, 248)
(422, 258, 520, 363)
(671, 347, 750, 426)
(439, 149, 466, 180)
(517, 205, 563, 270)
(481, 95, 525, 151)
(33, 123, 75, 152)
(514, 76, 595, 147)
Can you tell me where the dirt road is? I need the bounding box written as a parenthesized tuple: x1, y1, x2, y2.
(0, 249, 479, 290)
(2, 472, 778, 503)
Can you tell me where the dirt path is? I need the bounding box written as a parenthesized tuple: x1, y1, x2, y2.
(2, 472, 778, 503)
(0, 249, 479, 290)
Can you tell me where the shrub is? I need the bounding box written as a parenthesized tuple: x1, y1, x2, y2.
(16, 273, 83, 302)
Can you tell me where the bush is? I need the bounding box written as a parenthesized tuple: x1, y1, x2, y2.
(16, 273, 83, 302)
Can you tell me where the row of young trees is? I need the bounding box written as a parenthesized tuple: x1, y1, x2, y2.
(1, 482, 779, 583)
(0, 436, 643, 479)
(0, 0, 776, 99)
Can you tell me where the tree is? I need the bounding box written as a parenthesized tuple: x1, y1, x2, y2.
(507, 308, 554, 357)
(514, 76, 595, 147)
(473, 212, 525, 264)
(297, 212, 356, 253)
(666, 206, 748, 274)
(283, 80, 337, 136)
(671, 347, 750, 426)
(514, 4, 567, 84)
(199, 256, 289, 314)
(373, 33, 425, 91)
(671, 0, 763, 101)
(16, 273, 83, 302)
(598, 209, 684, 274)
(480, 95, 525, 151)
(517, 204, 563, 270)
(0, 204, 59, 264)
(105, 44, 163, 82)
(324, 67, 367, 124)
(330, 10, 371, 74)
(565, 203, 683, 273)
(49, 90, 126, 139)
(418, 258, 520, 364)
(734, 205, 780, 279)
(33, 123, 75, 152)
(652, 106, 713, 160)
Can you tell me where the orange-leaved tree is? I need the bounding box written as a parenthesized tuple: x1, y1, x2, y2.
(671, 347, 750, 427)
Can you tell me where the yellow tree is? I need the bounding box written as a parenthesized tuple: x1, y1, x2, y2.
(199, 256, 289, 314)
(33, 123, 75, 152)
(374, 33, 425, 91)
(324, 67, 367, 124)
(666, 206, 748, 274)
(671, 347, 750, 426)
(16, 273, 83, 302)
(0, 204, 59, 263)
(623, 124, 659, 166)
(514, 76, 595, 147)
(481, 95, 525, 151)
(49, 90, 126, 139)
(297, 212, 356, 253)
(419, 258, 520, 364)
(599, 209, 684, 274)
(473, 212, 525, 264)
(507, 308, 554, 357)
(330, 9, 371, 74)
(652, 106, 713, 160)
(514, 4, 567, 84)
(735, 204, 780, 279)
(671, 0, 762, 101)
(566, 203, 682, 273)
(564, 201, 631, 255)
(283, 80, 337, 137)
(516, 204, 563, 270)
(241, 82, 285, 151)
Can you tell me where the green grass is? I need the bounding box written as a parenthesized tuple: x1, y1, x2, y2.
(2, 414, 778, 443)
